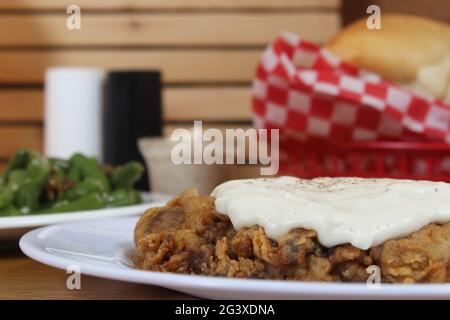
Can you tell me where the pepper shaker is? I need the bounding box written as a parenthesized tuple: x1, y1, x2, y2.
(104, 70, 163, 190)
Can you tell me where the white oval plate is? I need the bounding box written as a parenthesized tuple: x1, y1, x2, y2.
(0, 192, 170, 242)
(19, 216, 450, 300)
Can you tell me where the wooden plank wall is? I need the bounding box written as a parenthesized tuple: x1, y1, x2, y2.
(342, 0, 450, 25)
(0, 0, 341, 171)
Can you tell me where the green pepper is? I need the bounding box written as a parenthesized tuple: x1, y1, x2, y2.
(62, 178, 107, 201)
(49, 158, 70, 176)
(0, 187, 14, 209)
(14, 156, 50, 213)
(69, 154, 110, 191)
(37, 193, 104, 214)
(67, 165, 82, 182)
(105, 189, 142, 207)
(5, 149, 30, 176)
(0, 150, 145, 216)
(0, 205, 21, 216)
(110, 161, 144, 190)
(0, 169, 26, 210)
(8, 169, 26, 192)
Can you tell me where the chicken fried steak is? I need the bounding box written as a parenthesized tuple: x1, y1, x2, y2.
(134, 188, 450, 283)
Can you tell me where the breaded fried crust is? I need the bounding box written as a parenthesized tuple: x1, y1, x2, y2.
(134, 189, 450, 283)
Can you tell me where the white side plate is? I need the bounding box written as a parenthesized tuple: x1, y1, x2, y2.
(19, 216, 450, 300)
(0, 192, 170, 242)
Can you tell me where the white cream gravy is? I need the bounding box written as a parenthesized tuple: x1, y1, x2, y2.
(211, 176, 450, 250)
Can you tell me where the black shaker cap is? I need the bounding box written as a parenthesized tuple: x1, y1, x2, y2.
(104, 69, 163, 190)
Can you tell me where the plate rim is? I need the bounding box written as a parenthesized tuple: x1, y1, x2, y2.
(0, 192, 170, 229)
(18, 217, 450, 300)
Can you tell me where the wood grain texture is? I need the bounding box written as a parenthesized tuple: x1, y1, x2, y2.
(0, 251, 194, 299)
(0, 0, 340, 10)
(0, 89, 43, 121)
(0, 126, 43, 157)
(342, 0, 450, 26)
(0, 123, 253, 160)
(0, 0, 341, 175)
(165, 87, 251, 121)
(0, 50, 259, 84)
(0, 13, 340, 46)
(0, 87, 252, 121)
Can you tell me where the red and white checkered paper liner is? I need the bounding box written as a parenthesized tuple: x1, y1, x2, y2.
(252, 32, 450, 143)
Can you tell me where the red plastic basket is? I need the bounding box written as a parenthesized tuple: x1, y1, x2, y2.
(279, 140, 450, 182)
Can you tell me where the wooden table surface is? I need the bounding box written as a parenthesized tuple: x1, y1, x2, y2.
(0, 245, 194, 300)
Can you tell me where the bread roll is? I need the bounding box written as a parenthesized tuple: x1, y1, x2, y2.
(325, 14, 450, 102)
